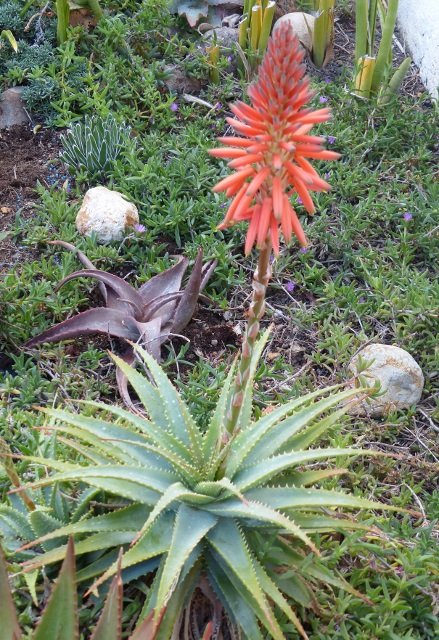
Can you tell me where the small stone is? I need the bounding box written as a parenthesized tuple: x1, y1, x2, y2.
(273, 12, 315, 51)
(1, 206, 12, 214)
(164, 65, 202, 94)
(76, 186, 139, 244)
(348, 344, 424, 417)
(203, 27, 238, 50)
(0, 87, 28, 130)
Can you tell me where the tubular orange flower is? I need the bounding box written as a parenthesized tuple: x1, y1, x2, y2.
(210, 23, 340, 255)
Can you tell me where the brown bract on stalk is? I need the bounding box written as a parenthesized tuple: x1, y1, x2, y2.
(210, 23, 340, 434)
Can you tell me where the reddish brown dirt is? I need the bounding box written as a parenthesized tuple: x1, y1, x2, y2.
(0, 125, 61, 274)
(0, 125, 60, 212)
(173, 307, 239, 366)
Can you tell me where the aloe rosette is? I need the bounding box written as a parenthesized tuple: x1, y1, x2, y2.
(11, 334, 398, 640)
(24, 241, 216, 408)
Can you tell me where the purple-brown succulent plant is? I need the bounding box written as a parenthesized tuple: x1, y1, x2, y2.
(24, 241, 216, 407)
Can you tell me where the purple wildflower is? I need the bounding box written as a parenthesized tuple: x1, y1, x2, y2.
(403, 212, 413, 221)
(297, 196, 303, 205)
(319, 96, 329, 103)
(300, 246, 309, 254)
(327, 136, 336, 145)
(134, 224, 146, 233)
(285, 280, 296, 293)
(170, 102, 179, 112)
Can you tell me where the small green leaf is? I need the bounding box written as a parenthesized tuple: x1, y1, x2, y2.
(33, 537, 79, 640)
(156, 504, 217, 612)
(90, 551, 123, 640)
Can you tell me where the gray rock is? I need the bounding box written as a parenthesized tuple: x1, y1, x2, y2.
(76, 186, 139, 244)
(203, 26, 239, 50)
(0, 87, 29, 130)
(348, 343, 424, 416)
(164, 65, 202, 94)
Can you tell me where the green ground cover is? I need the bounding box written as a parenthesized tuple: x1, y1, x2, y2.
(0, 1, 438, 637)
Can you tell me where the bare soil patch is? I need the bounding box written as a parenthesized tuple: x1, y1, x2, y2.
(0, 125, 62, 274)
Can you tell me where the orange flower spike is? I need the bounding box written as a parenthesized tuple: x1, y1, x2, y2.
(210, 22, 340, 252)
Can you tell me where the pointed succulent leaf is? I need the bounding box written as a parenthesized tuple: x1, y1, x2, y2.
(0, 546, 22, 640)
(0, 505, 34, 542)
(29, 510, 67, 552)
(56, 269, 144, 316)
(17, 465, 175, 495)
(129, 609, 165, 640)
(138, 256, 188, 302)
(55, 435, 115, 465)
(241, 387, 361, 468)
(139, 558, 202, 640)
(288, 513, 372, 533)
(170, 248, 204, 334)
(109, 354, 178, 434)
(33, 537, 79, 640)
(246, 486, 400, 512)
(269, 569, 316, 609)
(80, 399, 193, 464)
(132, 317, 163, 360)
(89, 512, 174, 593)
(156, 504, 217, 613)
(142, 291, 184, 323)
(202, 356, 237, 463)
(43, 408, 176, 471)
(287, 467, 348, 486)
(200, 257, 217, 291)
(274, 538, 370, 602)
(24, 308, 140, 349)
(287, 402, 360, 451)
(130, 482, 211, 549)
(90, 551, 123, 640)
(206, 554, 264, 640)
(23, 531, 135, 573)
(19, 504, 148, 552)
(207, 520, 285, 640)
(233, 447, 367, 491)
(205, 499, 318, 553)
(131, 343, 204, 465)
(252, 556, 309, 639)
(225, 385, 340, 477)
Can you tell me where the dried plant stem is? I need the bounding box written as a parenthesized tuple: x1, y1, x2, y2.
(0, 437, 35, 511)
(226, 241, 272, 435)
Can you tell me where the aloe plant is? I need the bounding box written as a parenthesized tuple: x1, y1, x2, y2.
(312, 0, 335, 68)
(23, 241, 216, 408)
(1, 539, 162, 639)
(238, 0, 277, 72)
(60, 114, 131, 179)
(354, 0, 411, 103)
(11, 334, 401, 639)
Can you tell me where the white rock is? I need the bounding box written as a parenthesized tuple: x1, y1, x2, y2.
(273, 12, 315, 52)
(76, 186, 139, 244)
(398, 0, 439, 100)
(348, 344, 424, 417)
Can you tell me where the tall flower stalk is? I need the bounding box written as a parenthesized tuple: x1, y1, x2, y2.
(210, 23, 340, 435)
